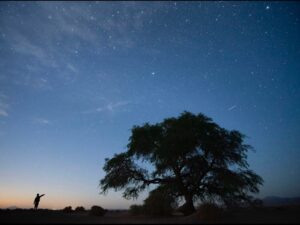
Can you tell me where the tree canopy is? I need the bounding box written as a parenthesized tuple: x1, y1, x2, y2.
(100, 111, 263, 215)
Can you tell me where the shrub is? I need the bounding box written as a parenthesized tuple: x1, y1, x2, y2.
(129, 204, 144, 215)
(75, 206, 86, 212)
(89, 205, 106, 216)
(196, 203, 223, 221)
(142, 187, 176, 216)
(62, 206, 73, 213)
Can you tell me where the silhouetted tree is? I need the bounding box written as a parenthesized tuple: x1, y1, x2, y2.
(100, 111, 263, 215)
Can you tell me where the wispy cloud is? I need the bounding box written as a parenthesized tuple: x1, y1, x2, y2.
(0, 109, 8, 117)
(34, 118, 52, 125)
(1, 2, 166, 90)
(97, 101, 131, 113)
(67, 63, 78, 73)
(82, 100, 131, 115)
(7, 29, 58, 70)
(0, 94, 9, 117)
(12, 74, 52, 91)
(227, 105, 237, 111)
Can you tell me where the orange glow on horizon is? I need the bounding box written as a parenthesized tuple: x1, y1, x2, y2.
(0, 191, 138, 210)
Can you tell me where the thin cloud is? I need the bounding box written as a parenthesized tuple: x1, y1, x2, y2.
(0, 109, 8, 117)
(67, 63, 78, 73)
(34, 118, 52, 125)
(12, 74, 52, 91)
(227, 105, 237, 111)
(10, 30, 58, 69)
(0, 94, 9, 117)
(2, 2, 166, 90)
(82, 100, 131, 115)
(97, 100, 131, 113)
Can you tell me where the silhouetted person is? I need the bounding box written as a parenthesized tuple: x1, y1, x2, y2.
(34, 193, 45, 210)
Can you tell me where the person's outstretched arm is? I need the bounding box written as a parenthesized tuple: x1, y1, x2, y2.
(40, 194, 45, 197)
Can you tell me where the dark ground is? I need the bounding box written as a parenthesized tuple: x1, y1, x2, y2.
(1, 205, 300, 224)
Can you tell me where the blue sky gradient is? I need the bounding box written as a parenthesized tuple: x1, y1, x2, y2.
(0, 1, 299, 209)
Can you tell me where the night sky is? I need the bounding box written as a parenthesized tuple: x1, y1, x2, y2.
(0, 1, 299, 210)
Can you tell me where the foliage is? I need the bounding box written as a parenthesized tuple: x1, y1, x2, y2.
(62, 206, 72, 213)
(89, 206, 106, 216)
(143, 186, 177, 216)
(129, 186, 177, 216)
(75, 206, 86, 212)
(100, 111, 263, 215)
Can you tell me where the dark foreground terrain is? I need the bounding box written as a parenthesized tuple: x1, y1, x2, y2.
(1, 205, 300, 224)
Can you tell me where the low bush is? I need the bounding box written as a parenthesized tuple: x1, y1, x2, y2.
(142, 186, 176, 216)
(89, 205, 106, 216)
(62, 206, 73, 213)
(129, 186, 177, 216)
(75, 206, 86, 212)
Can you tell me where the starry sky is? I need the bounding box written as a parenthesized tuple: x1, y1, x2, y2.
(0, 1, 300, 210)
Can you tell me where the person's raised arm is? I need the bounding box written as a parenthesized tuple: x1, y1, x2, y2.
(40, 194, 45, 197)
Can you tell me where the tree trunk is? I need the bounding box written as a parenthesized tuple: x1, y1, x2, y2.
(172, 165, 196, 215)
(180, 194, 196, 216)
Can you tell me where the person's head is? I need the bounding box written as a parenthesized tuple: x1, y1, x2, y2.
(37, 193, 39, 196)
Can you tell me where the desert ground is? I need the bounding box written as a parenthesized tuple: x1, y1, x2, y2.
(1, 205, 300, 224)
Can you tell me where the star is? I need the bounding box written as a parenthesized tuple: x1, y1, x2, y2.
(266, 5, 270, 10)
